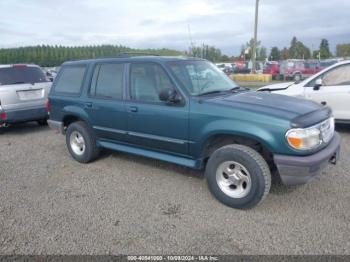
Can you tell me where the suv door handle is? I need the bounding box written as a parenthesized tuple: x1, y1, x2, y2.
(129, 106, 138, 112)
(84, 102, 93, 108)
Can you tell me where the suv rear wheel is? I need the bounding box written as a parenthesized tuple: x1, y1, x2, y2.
(66, 121, 100, 163)
(205, 144, 271, 209)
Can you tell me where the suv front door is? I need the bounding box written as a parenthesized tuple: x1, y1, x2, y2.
(304, 63, 350, 121)
(125, 62, 189, 156)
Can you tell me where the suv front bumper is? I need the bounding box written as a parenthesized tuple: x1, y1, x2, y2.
(274, 132, 341, 186)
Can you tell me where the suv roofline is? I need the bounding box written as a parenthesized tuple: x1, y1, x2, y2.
(0, 64, 40, 68)
(61, 56, 207, 66)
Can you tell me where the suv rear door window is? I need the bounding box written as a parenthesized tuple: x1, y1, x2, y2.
(90, 63, 124, 99)
(54, 65, 86, 94)
(0, 66, 48, 86)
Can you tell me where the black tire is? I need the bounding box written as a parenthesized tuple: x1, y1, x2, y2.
(205, 144, 271, 209)
(37, 119, 48, 126)
(65, 121, 100, 163)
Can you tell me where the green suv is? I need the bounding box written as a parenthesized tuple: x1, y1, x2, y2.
(48, 55, 340, 209)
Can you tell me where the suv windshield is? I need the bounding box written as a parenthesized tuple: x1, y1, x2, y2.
(0, 66, 48, 86)
(167, 60, 239, 96)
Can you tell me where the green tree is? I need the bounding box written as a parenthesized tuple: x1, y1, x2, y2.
(240, 38, 261, 60)
(258, 46, 267, 61)
(336, 43, 350, 57)
(0, 45, 184, 67)
(220, 55, 231, 62)
(288, 36, 311, 59)
(312, 50, 320, 59)
(281, 47, 289, 60)
(319, 39, 331, 59)
(269, 46, 281, 61)
(190, 44, 222, 62)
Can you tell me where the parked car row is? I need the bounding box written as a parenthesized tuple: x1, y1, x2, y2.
(216, 61, 264, 75)
(43, 68, 58, 82)
(217, 58, 341, 81)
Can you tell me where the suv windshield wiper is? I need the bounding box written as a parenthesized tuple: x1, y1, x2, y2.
(9, 81, 26, 85)
(197, 90, 225, 96)
(228, 86, 250, 92)
(197, 86, 249, 96)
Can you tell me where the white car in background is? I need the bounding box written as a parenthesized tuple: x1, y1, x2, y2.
(258, 60, 350, 123)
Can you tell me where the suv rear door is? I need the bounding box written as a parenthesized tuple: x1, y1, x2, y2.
(125, 62, 189, 156)
(84, 62, 128, 142)
(0, 65, 51, 110)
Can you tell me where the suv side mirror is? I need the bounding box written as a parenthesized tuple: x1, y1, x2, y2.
(313, 78, 323, 91)
(159, 88, 181, 104)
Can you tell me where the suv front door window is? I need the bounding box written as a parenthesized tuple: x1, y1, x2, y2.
(126, 62, 189, 155)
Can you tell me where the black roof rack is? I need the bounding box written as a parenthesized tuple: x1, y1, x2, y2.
(116, 52, 161, 58)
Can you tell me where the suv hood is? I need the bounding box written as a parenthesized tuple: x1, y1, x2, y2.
(205, 91, 328, 126)
(257, 82, 294, 91)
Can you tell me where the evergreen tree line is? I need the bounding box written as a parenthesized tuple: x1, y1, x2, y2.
(189, 44, 222, 62)
(269, 37, 350, 61)
(0, 45, 183, 67)
(1, 39, 349, 66)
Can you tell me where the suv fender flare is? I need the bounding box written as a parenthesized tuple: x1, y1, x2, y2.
(193, 120, 280, 159)
(62, 105, 91, 127)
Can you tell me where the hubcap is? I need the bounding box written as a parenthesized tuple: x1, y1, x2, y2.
(216, 161, 252, 198)
(69, 131, 86, 156)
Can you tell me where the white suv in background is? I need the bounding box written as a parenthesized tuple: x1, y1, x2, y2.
(258, 60, 350, 123)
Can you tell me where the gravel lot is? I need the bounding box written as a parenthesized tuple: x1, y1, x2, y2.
(0, 123, 349, 255)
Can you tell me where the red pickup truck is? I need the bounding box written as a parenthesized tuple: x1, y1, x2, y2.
(279, 60, 323, 81)
(263, 62, 280, 79)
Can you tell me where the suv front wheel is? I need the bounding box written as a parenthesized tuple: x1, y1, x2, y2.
(205, 144, 271, 209)
(66, 121, 100, 163)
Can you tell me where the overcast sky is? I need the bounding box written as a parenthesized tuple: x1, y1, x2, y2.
(0, 0, 349, 55)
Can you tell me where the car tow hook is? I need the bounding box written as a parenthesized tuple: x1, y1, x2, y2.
(329, 154, 337, 165)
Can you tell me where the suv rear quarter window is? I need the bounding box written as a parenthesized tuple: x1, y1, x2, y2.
(54, 65, 86, 95)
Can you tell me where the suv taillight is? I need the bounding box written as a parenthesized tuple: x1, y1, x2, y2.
(46, 99, 51, 115)
(0, 111, 6, 120)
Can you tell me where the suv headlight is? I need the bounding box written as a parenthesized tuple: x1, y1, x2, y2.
(286, 127, 321, 150)
(286, 117, 334, 151)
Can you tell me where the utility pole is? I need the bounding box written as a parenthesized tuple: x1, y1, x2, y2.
(252, 0, 259, 74)
(187, 24, 194, 55)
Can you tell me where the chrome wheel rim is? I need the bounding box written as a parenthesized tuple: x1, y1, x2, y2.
(216, 161, 252, 198)
(69, 131, 86, 156)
